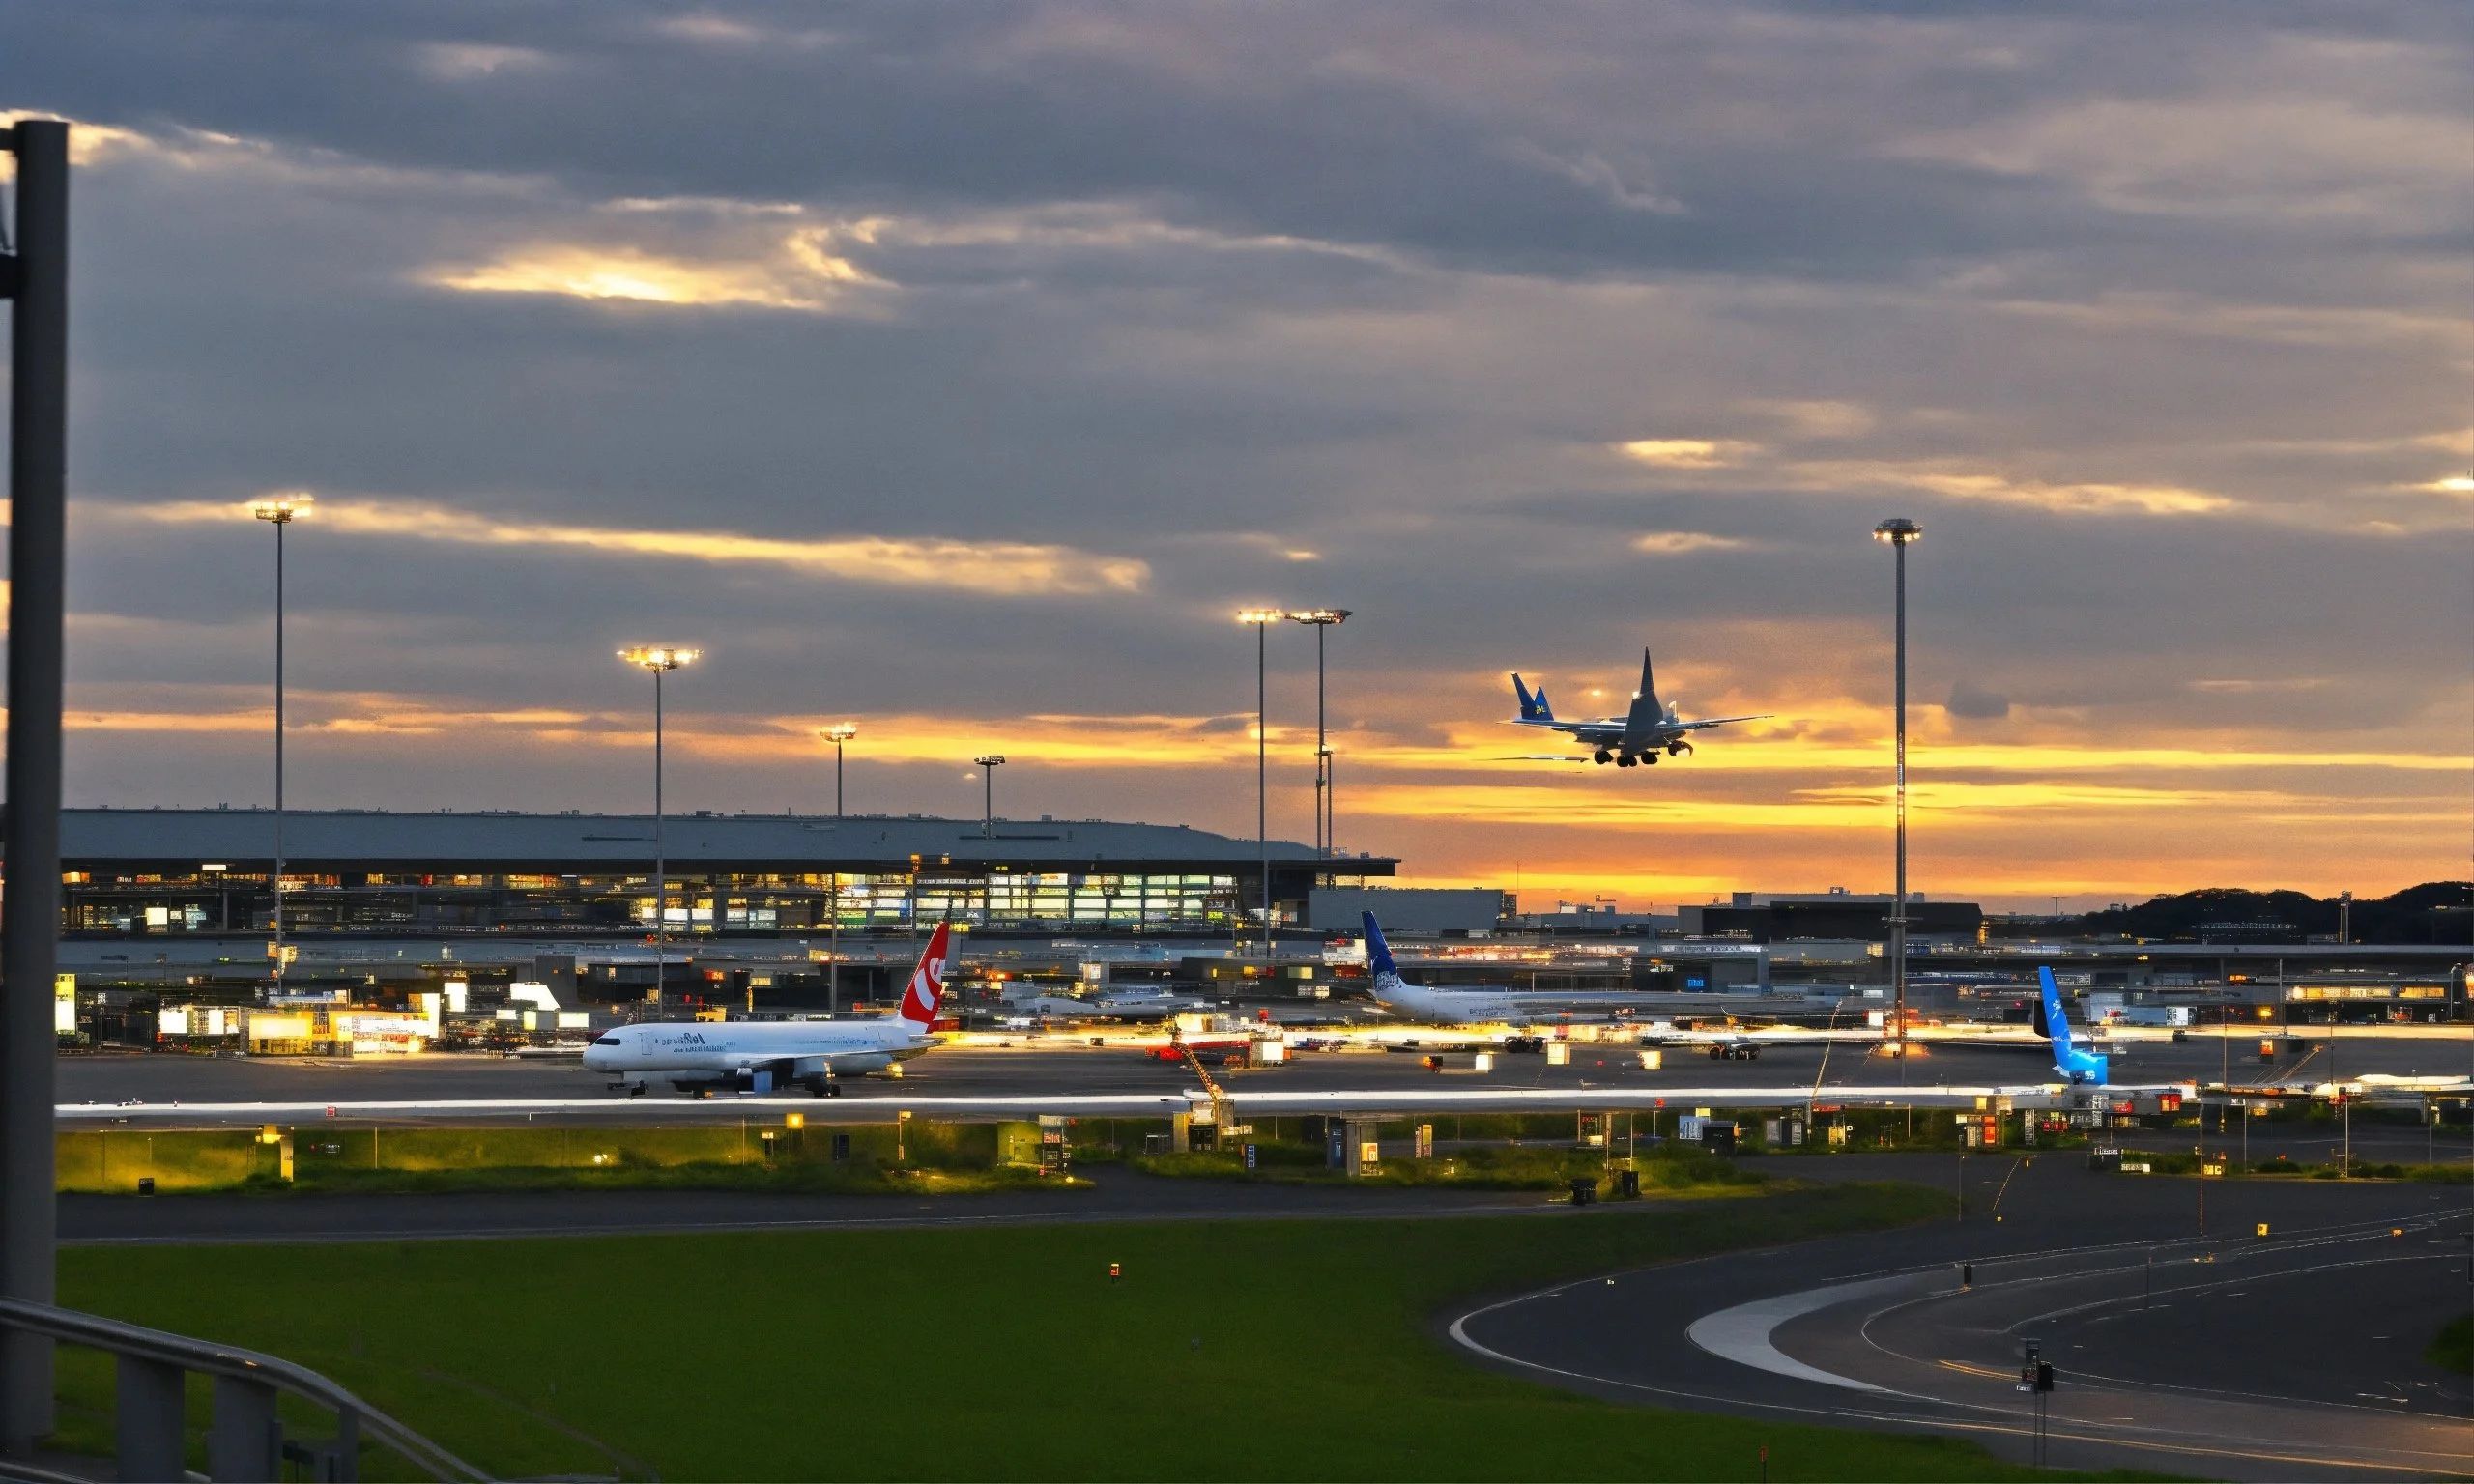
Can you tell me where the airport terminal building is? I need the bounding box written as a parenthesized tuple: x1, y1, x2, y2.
(59, 808, 1396, 940)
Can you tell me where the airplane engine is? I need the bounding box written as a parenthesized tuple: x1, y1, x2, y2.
(785, 1055, 848, 1097)
(826, 1052, 895, 1078)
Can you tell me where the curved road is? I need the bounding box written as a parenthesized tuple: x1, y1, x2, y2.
(1452, 1159, 2474, 1478)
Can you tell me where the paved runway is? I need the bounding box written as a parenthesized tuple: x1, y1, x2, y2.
(58, 1030, 2460, 1112)
(1451, 1158, 2474, 1477)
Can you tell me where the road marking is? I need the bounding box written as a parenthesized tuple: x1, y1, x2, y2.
(1683, 1274, 1920, 1392)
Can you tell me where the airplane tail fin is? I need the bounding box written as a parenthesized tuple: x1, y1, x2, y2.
(896, 922, 955, 1030)
(1512, 674, 1554, 722)
(2037, 967, 2073, 1056)
(1360, 911, 1402, 987)
(2038, 966, 2107, 1084)
(1620, 647, 1667, 749)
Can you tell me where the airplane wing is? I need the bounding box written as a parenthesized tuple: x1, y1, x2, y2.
(1500, 719, 1624, 741)
(1670, 713, 1770, 731)
(1495, 754, 1598, 763)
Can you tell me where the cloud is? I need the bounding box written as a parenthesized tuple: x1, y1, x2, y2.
(1945, 681, 2011, 721)
(15, 5, 2474, 903)
(1772, 460, 2240, 517)
(1614, 439, 1762, 469)
(2187, 677, 2328, 695)
(413, 43, 557, 80)
(1741, 400, 1876, 440)
(115, 499, 1150, 596)
(1633, 531, 1752, 556)
(427, 236, 881, 311)
(652, 14, 839, 49)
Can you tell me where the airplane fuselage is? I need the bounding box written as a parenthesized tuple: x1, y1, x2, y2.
(585, 922, 958, 1097)
(583, 1019, 935, 1095)
(1513, 715, 1696, 766)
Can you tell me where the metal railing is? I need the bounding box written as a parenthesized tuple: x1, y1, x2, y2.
(0, 1298, 488, 1482)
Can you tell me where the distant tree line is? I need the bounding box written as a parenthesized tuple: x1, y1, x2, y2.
(2068, 883, 2474, 943)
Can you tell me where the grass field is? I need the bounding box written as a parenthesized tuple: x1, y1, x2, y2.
(2431, 1314, 2471, 1374)
(51, 1182, 2150, 1481)
(1124, 1137, 1766, 1194)
(56, 1122, 1069, 1195)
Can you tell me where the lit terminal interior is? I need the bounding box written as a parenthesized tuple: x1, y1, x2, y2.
(59, 807, 1395, 938)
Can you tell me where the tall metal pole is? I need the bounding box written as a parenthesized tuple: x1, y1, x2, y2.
(1, 116, 69, 1452)
(1258, 619, 1269, 962)
(1315, 622, 1327, 860)
(974, 756, 1005, 840)
(251, 496, 302, 995)
(1874, 519, 1920, 1078)
(1894, 535, 1907, 1058)
(1286, 611, 1349, 870)
(622, 647, 696, 1008)
(272, 516, 285, 991)
(835, 737, 845, 819)
(653, 665, 666, 1007)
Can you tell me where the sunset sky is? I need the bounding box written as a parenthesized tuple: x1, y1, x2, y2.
(6, 3, 2469, 913)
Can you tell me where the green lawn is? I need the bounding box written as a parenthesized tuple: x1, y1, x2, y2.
(2430, 1314, 2471, 1374)
(48, 1181, 2163, 1481)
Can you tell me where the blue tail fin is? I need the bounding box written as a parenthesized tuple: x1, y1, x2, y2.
(2038, 967, 2073, 1058)
(1511, 674, 1554, 722)
(1360, 911, 1397, 978)
(2038, 966, 2108, 1085)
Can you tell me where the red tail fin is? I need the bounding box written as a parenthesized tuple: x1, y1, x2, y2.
(897, 922, 954, 1029)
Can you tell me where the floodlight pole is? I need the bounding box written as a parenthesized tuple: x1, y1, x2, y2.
(822, 724, 856, 820)
(820, 724, 856, 1013)
(1, 116, 68, 1453)
(1235, 610, 1282, 961)
(621, 648, 697, 1007)
(655, 666, 668, 1004)
(253, 499, 300, 997)
(1287, 611, 1351, 870)
(274, 514, 285, 987)
(1874, 519, 1920, 1081)
(975, 756, 1005, 840)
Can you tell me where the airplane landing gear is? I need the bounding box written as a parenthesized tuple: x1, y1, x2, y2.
(1593, 750, 1613, 764)
(1616, 755, 1638, 767)
(1644, 752, 1658, 764)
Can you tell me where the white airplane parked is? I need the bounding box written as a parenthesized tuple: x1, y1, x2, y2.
(584, 923, 954, 1097)
(1361, 913, 1661, 1027)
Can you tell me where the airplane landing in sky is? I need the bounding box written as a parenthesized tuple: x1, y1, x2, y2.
(1508, 647, 1768, 768)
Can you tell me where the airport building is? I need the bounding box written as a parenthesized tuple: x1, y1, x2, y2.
(1679, 890, 1983, 943)
(58, 808, 1396, 940)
